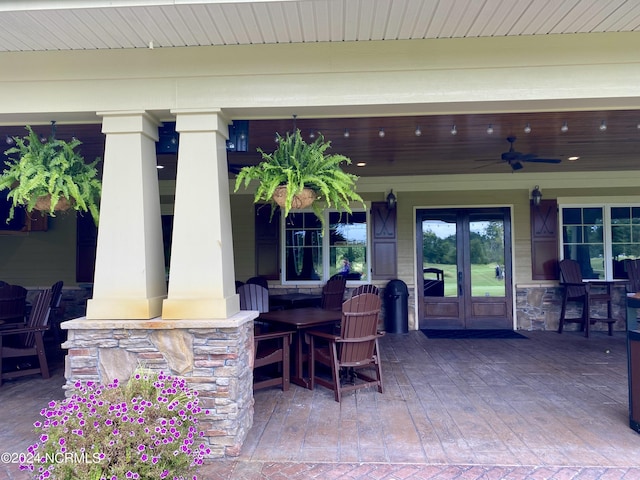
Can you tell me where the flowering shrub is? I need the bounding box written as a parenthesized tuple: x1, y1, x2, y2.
(20, 370, 211, 480)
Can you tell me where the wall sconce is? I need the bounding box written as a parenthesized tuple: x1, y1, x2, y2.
(531, 185, 542, 206)
(386, 189, 397, 209)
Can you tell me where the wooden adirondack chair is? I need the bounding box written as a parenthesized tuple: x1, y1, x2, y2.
(308, 293, 384, 402)
(558, 259, 617, 337)
(321, 275, 347, 311)
(351, 284, 380, 297)
(0, 284, 27, 326)
(0, 289, 52, 385)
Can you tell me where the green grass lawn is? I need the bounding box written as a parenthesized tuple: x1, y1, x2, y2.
(424, 263, 506, 297)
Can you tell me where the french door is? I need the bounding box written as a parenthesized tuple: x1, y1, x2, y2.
(417, 207, 513, 329)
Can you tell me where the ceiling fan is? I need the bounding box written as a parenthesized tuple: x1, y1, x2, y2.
(487, 136, 562, 171)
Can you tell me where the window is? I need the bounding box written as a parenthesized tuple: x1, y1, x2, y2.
(560, 204, 640, 280)
(283, 210, 368, 283)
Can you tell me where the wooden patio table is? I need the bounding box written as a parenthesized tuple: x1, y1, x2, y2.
(258, 307, 341, 389)
(269, 293, 322, 310)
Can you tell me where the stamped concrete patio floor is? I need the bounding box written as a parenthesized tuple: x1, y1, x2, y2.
(1, 331, 639, 479)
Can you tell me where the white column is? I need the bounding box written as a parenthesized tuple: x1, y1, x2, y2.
(162, 110, 239, 320)
(86, 111, 167, 319)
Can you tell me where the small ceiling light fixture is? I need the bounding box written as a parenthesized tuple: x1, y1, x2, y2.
(524, 123, 532, 134)
(599, 120, 607, 131)
(568, 156, 580, 161)
(531, 185, 542, 206)
(5, 134, 13, 145)
(343, 129, 350, 138)
(486, 124, 494, 135)
(378, 128, 385, 138)
(561, 121, 569, 133)
(156, 165, 164, 170)
(450, 124, 457, 135)
(356, 162, 366, 167)
(386, 189, 397, 209)
(309, 131, 315, 139)
(415, 126, 422, 136)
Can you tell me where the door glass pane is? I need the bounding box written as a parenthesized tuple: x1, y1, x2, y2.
(422, 216, 457, 297)
(469, 214, 505, 297)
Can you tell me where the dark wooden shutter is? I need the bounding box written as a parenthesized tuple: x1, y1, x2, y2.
(371, 201, 397, 280)
(531, 199, 559, 280)
(255, 204, 280, 280)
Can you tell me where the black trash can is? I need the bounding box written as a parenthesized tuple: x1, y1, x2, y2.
(384, 279, 409, 334)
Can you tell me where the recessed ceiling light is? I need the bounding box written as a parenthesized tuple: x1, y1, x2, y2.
(356, 162, 366, 167)
(568, 156, 579, 161)
(156, 165, 165, 169)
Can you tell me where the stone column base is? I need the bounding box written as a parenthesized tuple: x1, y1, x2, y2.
(61, 312, 258, 458)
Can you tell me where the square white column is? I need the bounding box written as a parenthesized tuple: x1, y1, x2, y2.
(162, 110, 239, 320)
(86, 111, 167, 319)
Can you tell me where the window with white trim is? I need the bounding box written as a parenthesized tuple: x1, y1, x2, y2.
(283, 210, 368, 283)
(560, 204, 640, 280)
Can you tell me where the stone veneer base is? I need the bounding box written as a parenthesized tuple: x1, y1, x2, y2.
(61, 311, 258, 459)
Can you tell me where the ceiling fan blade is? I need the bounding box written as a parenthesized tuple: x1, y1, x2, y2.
(521, 158, 562, 164)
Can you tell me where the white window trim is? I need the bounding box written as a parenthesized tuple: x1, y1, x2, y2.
(280, 207, 369, 285)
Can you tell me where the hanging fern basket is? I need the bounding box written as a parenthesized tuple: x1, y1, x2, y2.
(272, 185, 316, 210)
(33, 194, 74, 212)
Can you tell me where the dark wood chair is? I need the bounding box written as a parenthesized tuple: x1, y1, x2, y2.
(0, 289, 52, 386)
(0, 284, 27, 326)
(423, 267, 445, 297)
(626, 259, 640, 293)
(321, 275, 347, 311)
(48, 281, 64, 343)
(238, 283, 293, 391)
(558, 259, 617, 337)
(351, 284, 380, 297)
(308, 293, 384, 402)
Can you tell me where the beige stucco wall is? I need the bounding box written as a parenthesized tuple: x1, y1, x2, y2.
(0, 214, 77, 287)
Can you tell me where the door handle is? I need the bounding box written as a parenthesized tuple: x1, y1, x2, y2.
(458, 270, 463, 296)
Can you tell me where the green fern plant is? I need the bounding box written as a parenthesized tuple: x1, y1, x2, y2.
(0, 125, 101, 226)
(234, 129, 364, 229)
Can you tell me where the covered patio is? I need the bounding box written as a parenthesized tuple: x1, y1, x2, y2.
(1, 330, 639, 479)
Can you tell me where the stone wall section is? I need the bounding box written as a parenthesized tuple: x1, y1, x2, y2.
(515, 285, 627, 332)
(62, 317, 255, 459)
